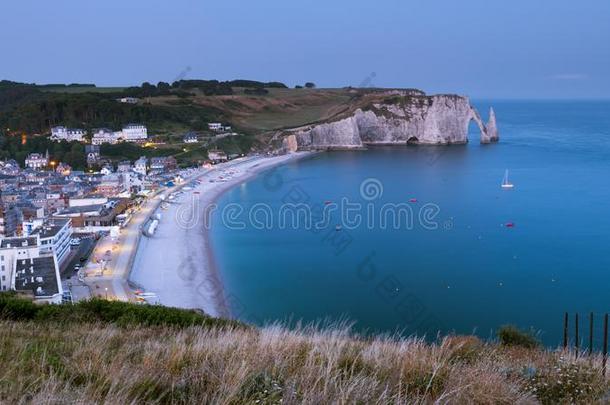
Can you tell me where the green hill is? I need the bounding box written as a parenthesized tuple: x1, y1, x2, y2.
(0, 80, 420, 138)
(0, 80, 366, 165)
(0, 80, 442, 168)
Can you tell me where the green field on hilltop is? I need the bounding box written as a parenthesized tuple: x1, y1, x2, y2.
(40, 86, 127, 94)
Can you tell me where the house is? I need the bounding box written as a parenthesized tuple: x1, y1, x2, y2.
(208, 149, 228, 162)
(149, 158, 165, 172)
(91, 125, 147, 144)
(117, 161, 132, 173)
(117, 97, 139, 104)
(134, 157, 148, 176)
(51, 126, 86, 142)
(100, 164, 114, 175)
(16, 202, 44, 226)
(183, 132, 198, 143)
(44, 193, 67, 214)
(25, 152, 49, 170)
(55, 198, 129, 228)
(208, 123, 223, 131)
(121, 124, 148, 141)
(85, 145, 101, 167)
(0, 160, 20, 176)
(165, 156, 177, 170)
(91, 128, 119, 145)
(149, 156, 177, 173)
(96, 174, 123, 197)
(121, 171, 143, 193)
(0, 204, 22, 237)
(55, 163, 72, 176)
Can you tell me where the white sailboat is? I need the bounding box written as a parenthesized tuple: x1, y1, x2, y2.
(501, 169, 514, 189)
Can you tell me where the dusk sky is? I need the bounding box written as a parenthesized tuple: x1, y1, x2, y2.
(1, 0, 609, 98)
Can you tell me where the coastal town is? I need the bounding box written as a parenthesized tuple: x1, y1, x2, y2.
(0, 120, 248, 306)
(4, 1, 610, 403)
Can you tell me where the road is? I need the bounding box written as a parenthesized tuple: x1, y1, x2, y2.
(61, 236, 96, 279)
(81, 157, 262, 302)
(82, 189, 165, 300)
(81, 166, 220, 301)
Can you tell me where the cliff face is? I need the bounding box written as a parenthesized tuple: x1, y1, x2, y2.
(286, 93, 498, 150)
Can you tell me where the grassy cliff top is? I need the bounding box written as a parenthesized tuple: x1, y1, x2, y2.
(0, 294, 607, 404)
(0, 80, 442, 136)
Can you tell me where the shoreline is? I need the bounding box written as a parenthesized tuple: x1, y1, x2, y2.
(129, 152, 315, 318)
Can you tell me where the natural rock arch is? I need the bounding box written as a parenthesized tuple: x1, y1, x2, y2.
(470, 107, 499, 144)
(283, 93, 500, 150)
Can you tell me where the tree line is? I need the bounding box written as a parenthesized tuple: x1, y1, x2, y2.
(0, 79, 291, 135)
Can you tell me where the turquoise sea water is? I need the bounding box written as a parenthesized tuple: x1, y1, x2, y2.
(211, 101, 610, 346)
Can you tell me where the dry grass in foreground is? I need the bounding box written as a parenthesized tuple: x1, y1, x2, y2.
(1, 320, 609, 404)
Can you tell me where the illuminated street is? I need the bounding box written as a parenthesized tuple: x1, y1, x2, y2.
(83, 168, 209, 301)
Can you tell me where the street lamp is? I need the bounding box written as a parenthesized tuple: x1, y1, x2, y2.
(105, 287, 108, 299)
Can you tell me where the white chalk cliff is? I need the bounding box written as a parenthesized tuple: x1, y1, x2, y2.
(283, 93, 499, 150)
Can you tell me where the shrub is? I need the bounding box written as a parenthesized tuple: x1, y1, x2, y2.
(497, 325, 540, 349)
(244, 88, 269, 95)
(525, 358, 607, 404)
(0, 293, 245, 330)
(336, 346, 374, 378)
(0, 293, 39, 320)
(402, 366, 448, 398)
(444, 335, 484, 363)
(236, 372, 284, 404)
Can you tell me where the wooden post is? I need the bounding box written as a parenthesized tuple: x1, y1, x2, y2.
(603, 314, 608, 376)
(575, 313, 579, 358)
(563, 312, 569, 349)
(589, 312, 594, 357)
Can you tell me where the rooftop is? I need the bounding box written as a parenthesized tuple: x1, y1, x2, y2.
(57, 204, 105, 216)
(0, 237, 38, 249)
(14, 256, 60, 297)
(36, 218, 71, 239)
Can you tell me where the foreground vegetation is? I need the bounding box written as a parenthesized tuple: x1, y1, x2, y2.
(0, 293, 242, 329)
(0, 295, 608, 404)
